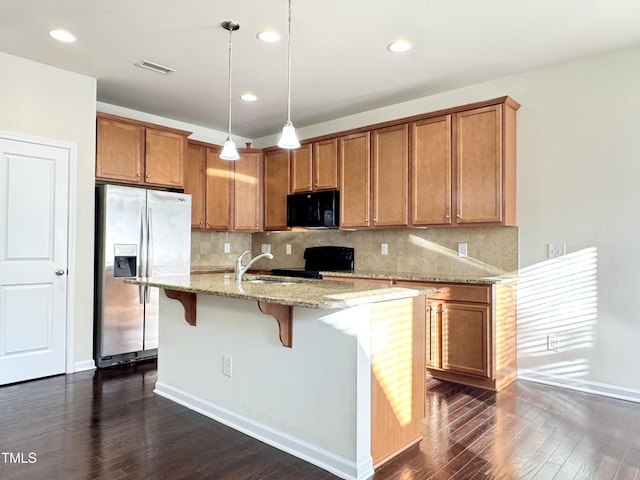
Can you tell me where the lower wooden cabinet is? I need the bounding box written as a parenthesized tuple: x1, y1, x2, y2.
(396, 280, 516, 391)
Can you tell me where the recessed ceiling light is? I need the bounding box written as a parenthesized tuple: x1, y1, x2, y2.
(257, 31, 281, 43)
(240, 93, 258, 102)
(387, 40, 412, 53)
(49, 29, 76, 43)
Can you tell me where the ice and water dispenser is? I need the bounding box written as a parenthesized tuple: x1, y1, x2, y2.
(113, 244, 137, 278)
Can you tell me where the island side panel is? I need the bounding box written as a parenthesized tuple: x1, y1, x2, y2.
(370, 295, 427, 467)
(155, 291, 374, 479)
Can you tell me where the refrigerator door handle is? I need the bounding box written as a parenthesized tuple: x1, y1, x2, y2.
(140, 206, 147, 277)
(147, 207, 154, 277)
(138, 285, 144, 304)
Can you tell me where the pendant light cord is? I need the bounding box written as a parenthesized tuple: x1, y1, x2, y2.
(286, 0, 293, 124)
(227, 26, 233, 139)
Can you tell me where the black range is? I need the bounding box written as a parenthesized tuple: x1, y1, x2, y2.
(271, 246, 354, 279)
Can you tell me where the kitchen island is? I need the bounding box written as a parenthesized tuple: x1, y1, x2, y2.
(126, 273, 433, 480)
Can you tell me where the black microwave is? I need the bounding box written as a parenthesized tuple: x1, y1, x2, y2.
(286, 190, 339, 228)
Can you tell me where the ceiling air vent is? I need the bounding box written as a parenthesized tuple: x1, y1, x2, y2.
(135, 60, 176, 75)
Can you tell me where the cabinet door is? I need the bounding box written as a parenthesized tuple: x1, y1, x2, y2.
(455, 105, 502, 224)
(313, 138, 338, 191)
(233, 151, 262, 231)
(339, 132, 371, 228)
(442, 302, 490, 378)
(372, 124, 408, 227)
(185, 143, 206, 229)
(263, 149, 290, 231)
(290, 144, 312, 193)
(205, 146, 233, 231)
(410, 116, 452, 226)
(96, 117, 144, 183)
(426, 301, 442, 369)
(144, 128, 185, 188)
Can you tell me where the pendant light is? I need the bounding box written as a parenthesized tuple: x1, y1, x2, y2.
(220, 21, 240, 161)
(277, 0, 300, 149)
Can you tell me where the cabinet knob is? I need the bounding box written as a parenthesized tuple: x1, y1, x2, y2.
(445, 214, 450, 219)
(456, 214, 461, 219)
(146, 174, 151, 179)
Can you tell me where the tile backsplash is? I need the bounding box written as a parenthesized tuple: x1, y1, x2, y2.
(192, 227, 518, 276)
(251, 227, 518, 275)
(191, 231, 252, 268)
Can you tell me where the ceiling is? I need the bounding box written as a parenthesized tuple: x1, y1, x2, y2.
(2, 0, 640, 139)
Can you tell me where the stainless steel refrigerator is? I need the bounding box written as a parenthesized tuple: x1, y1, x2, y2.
(94, 185, 191, 368)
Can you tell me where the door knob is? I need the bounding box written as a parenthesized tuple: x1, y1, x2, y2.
(55, 268, 66, 276)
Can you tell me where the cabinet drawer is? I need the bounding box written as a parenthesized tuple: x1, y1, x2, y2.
(396, 281, 490, 303)
(428, 285, 490, 303)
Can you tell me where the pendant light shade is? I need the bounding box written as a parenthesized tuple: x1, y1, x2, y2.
(220, 21, 240, 161)
(220, 139, 239, 160)
(277, 0, 300, 149)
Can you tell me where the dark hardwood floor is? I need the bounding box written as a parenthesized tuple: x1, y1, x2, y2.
(1, 361, 639, 480)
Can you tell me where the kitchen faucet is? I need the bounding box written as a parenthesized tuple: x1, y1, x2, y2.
(234, 250, 273, 282)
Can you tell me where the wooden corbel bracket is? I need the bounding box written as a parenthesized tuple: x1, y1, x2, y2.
(257, 302, 293, 348)
(165, 289, 197, 326)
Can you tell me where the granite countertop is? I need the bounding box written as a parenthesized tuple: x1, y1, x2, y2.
(321, 270, 517, 285)
(126, 273, 433, 309)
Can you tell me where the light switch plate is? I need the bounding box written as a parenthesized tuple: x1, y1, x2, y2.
(458, 243, 468, 257)
(285, 244, 292, 255)
(224, 242, 231, 253)
(381, 243, 388, 255)
(261, 243, 271, 254)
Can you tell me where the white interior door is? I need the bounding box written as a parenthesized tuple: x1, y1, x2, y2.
(0, 135, 69, 385)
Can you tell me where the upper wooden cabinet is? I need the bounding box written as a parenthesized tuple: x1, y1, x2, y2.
(410, 115, 452, 225)
(206, 145, 234, 231)
(96, 113, 190, 188)
(290, 144, 312, 193)
(410, 98, 518, 227)
(291, 139, 339, 193)
(184, 141, 259, 232)
(233, 150, 263, 232)
(339, 132, 371, 228)
(263, 148, 290, 231)
(456, 103, 516, 225)
(372, 124, 409, 227)
(185, 142, 207, 229)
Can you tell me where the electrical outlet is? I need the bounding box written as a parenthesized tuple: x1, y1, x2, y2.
(381, 243, 388, 255)
(458, 243, 468, 257)
(223, 355, 232, 377)
(548, 243, 566, 259)
(261, 243, 271, 254)
(223, 242, 231, 253)
(285, 244, 292, 255)
(547, 335, 560, 352)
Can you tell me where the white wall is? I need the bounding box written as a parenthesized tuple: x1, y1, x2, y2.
(256, 44, 640, 398)
(0, 52, 97, 370)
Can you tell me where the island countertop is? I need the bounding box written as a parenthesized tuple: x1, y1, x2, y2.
(126, 273, 433, 309)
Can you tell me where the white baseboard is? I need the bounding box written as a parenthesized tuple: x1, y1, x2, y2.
(154, 381, 374, 480)
(518, 370, 640, 404)
(73, 359, 96, 372)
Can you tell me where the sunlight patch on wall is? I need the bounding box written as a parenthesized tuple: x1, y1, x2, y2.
(518, 247, 598, 378)
(408, 234, 507, 275)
